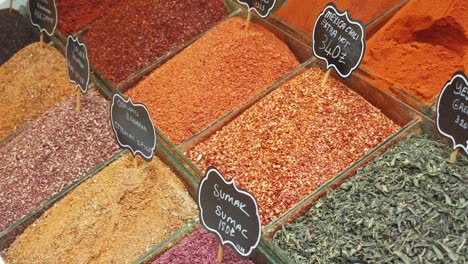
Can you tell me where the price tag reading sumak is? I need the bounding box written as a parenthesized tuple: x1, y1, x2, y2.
(437, 72, 468, 154)
(237, 0, 276, 18)
(111, 94, 157, 161)
(28, 0, 57, 36)
(198, 167, 261, 258)
(312, 3, 365, 78)
(66, 35, 90, 93)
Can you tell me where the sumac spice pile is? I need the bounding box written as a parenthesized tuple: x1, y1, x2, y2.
(83, 0, 227, 85)
(4, 154, 198, 263)
(187, 68, 400, 224)
(0, 43, 74, 139)
(153, 228, 253, 264)
(126, 17, 300, 145)
(0, 91, 119, 232)
(0, 9, 39, 66)
(56, 0, 123, 34)
(274, 136, 468, 263)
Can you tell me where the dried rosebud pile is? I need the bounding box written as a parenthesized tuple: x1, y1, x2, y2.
(0, 91, 118, 232)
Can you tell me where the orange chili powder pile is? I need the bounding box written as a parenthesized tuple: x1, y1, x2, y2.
(187, 68, 400, 225)
(126, 17, 300, 145)
(274, 0, 399, 35)
(362, 0, 467, 103)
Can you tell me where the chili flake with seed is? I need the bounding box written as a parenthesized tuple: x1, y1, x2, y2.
(187, 68, 400, 225)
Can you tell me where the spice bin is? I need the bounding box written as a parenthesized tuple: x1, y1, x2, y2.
(266, 116, 467, 263)
(184, 57, 420, 228)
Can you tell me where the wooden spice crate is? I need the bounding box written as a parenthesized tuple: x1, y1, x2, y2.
(179, 56, 421, 229)
(259, 115, 466, 263)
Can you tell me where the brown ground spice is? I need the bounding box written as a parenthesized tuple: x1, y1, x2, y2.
(0, 43, 74, 139)
(187, 68, 400, 225)
(4, 154, 198, 264)
(126, 17, 300, 145)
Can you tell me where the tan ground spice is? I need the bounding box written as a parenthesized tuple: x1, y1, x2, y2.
(187, 68, 400, 225)
(126, 17, 300, 145)
(4, 154, 197, 264)
(0, 43, 74, 139)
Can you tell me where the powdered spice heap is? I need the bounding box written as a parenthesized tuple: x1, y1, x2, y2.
(0, 92, 119, 232)
(5, 154, 198, 264)
(275, 0, 399, 35)
(0, 43, 74, 139)
(363, 0, 468, 102)
(153, 228, 253, 264)
(126, 17, 300, 145)
(188, 68, 400, 224)
(0, 9, 39, 65)
(83, 0, 227, 85)
(56, 0, 123, 34)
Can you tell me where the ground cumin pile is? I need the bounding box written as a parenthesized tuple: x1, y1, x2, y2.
(4, 154, 197, 263)
(126, 17, 300, 145)
(0, 43, 74, 139)
(363, 0, 467, 102)
(275, 0, 399, 35)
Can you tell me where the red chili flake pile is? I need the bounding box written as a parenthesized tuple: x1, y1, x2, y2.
(126, 17, 300, 145)
(153, 228, 253, 264)
(187, 68, 401, 225)
(56, 0, 123, 34)
(83, 0, 228, 85)
(0, 43, 74, 140)
(0, 91, 119, 232)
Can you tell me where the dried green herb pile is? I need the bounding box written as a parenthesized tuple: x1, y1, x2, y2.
(274, 136, 467, 263)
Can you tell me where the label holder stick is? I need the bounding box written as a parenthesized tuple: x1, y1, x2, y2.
(40, 32, 44, 48)
(448, 148, 459, 164)
(245, 11, 252, 31)
(321, 68, 331, 87)
(9, 0, 13, 13)
(75, 89, 81, 112)
(217, 244, 224, 263)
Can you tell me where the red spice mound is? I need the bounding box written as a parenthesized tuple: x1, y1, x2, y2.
(56, 0, 122, 34)
(0, 91, 119, 232)
(362, 0, 467, 102)
(275, 0, 399, 35)
(126, 17, 300, 145)
(153, 228, 253, 264)
(187, 68, 400, 224)
(83, 0, 227, 85)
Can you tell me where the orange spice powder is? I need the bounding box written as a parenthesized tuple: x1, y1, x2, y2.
(362, 0, 467, 103)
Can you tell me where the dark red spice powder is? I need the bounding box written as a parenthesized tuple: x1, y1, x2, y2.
(56, 0, 123, 34)
(0, 91, 119, 232)
(83, 0, 227, 85)
(187, 68, 400, 224)
(153, 228, 253, 264)
(126, 17, 300, 145)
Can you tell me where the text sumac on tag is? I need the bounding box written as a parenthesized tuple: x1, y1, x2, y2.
(312, 3, 365, 78)
(198, 167, 261, 258)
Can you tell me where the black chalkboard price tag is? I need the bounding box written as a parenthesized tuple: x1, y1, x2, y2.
(28, 0, 57, 36)
(437, 72, 468, 160)
(110, 94, 157, 162)
(237, 0, 276, 18)
(312, 3, 365, 78)
(66, 35, 90, 93)
(198, 167, 261, 258)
